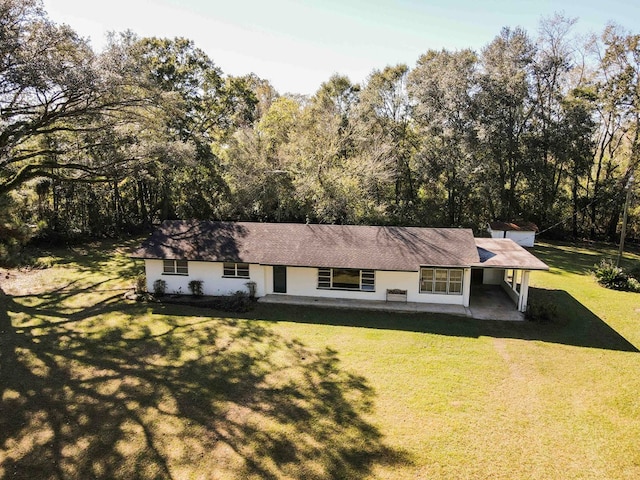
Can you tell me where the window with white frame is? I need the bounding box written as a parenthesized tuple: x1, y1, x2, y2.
(420, 268, 463, 295)
(163, 259, 188, 275)
(317, 268, 375, 291)
(223, 262, 250, 278)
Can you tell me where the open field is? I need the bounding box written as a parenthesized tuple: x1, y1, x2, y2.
(1, 239, 640, 479)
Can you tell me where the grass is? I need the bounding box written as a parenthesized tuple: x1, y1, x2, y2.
(1, 239, 640, 479)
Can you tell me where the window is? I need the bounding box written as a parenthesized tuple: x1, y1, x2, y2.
(332, 268, 360, 289)
(318, 268, 331, 288)
(317, 268, 375, 291)
(420, 268, 464, 295)
(223, 262, 250, 278)
(449, 269, 463, 294)
(163, 259, 188, 275)
(361, 270, 375, 291)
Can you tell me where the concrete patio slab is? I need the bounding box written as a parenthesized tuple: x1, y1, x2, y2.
(469, 285, 525, 321)
(259, 287, 525, 321)
(259, 294, 469, 316)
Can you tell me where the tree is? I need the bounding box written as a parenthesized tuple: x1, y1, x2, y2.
(562, 89, 597, 237)
(476, 27, 536, 221)
(128, 36, 255, 221)
(0, 0, 143, 196)
(409, 49, 479, 225)
(287, 75, 367, 223)
(354, 65, 418, 223)
(590, 25, 640, 240)
(526, 14, 586, 227)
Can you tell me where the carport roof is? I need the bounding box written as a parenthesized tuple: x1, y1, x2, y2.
(474, 238, 549, 270)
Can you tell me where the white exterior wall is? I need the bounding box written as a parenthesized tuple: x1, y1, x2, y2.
(506, 231, 535, 247)
(269, 266, 469, 306)
(144, 260, 471, 306)
(144, 260, 266, 297)
(482, 268, 505, 285)
(490, 229, 535, 247)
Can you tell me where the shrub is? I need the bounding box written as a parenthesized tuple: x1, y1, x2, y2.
(153, 279, 167, 297)
(219, 290, 252, 312)
(627, 264, 640, 282)
(188, 280, 204, 297)
(592, 259, 640, 292)
(526, 299, 558, 323)
(245, 281, 257, 299)
(135, 275, 147, 293)
(627, 277, 640, 293)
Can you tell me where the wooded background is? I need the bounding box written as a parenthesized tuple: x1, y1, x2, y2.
(1, 0, 639, 259)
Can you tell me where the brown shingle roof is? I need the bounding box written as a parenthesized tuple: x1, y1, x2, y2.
(474, 238, 549, 270)
(489, 221, 539, 232)
(131, 220, 480, 271)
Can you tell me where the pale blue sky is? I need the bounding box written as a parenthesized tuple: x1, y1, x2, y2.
(43, 0, 639, 95)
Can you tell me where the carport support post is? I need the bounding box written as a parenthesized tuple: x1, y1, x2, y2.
(518, 270, 530, 312)
(462, 268, 472, 307)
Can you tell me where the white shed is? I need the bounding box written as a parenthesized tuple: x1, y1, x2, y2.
(488, 221, 538, 247)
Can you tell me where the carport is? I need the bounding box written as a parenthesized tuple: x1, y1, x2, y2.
(473, 238, 549, 313)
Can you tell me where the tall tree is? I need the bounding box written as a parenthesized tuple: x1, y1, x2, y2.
(409, 49, 479, 225)
(595, 25, 640, 240)
(131, 36, 255, 221)
(0, 0, 143, 195)
(223, 95, 302, 221)
(477, 27, 535, 221)
(527, 14, 583, 226)
(288, 75, 365, 223)
(356, 65, 417, 223)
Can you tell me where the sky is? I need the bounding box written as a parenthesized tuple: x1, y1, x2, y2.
(42, 0, 640, 96)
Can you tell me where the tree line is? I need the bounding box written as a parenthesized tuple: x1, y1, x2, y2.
(1, 0, 639, 260)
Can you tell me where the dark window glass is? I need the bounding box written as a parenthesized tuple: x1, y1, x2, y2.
(332, 268, 360, 290)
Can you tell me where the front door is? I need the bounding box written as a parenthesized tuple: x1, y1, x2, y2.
(273, 266, 287, 293)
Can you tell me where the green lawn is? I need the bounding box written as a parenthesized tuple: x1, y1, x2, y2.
(1, 240, 640, 479)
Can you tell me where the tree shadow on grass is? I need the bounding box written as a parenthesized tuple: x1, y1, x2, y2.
(0, 286, 408, 480)
(533, 241, 640, 276)
(23, 238, 145, 280)
(240, 288, 638, 353)
(532, 244, 603, 275)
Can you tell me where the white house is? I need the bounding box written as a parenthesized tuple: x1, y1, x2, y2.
(131, 221, 548, 314)
(488, 221, 538, 247)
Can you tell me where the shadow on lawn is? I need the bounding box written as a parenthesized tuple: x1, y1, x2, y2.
(27, 238, 144, 279)
(532, 244, 602, 275)
(533, 242, 640, 276)
(0, 285, 407, 480)
(243, 288, 638, 353)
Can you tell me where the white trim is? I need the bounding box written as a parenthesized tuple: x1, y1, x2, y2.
(498, 268, 531, 312)
(419, 267, 464, 295)
(462, 268, 471, 307)
(518, 270, 530, 312)
(223, 262, 250, 278)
